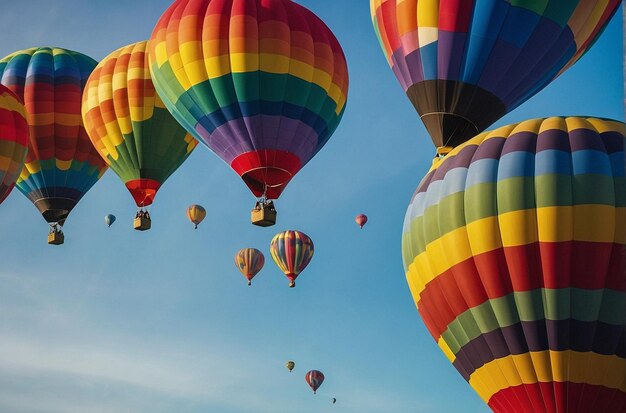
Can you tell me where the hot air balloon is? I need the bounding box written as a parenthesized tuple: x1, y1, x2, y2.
(305, 370, 324, 394)
(270, 230, 314, 288)
(332, 398, 336, 404)
(82, 41, 197, 231)
(235, 248, 265, 286)
(355, 213, 368, 229)
(402, 117, 626, 412)
(0, 85, 28, 204)
(371, 1, 620, 150)
(187, 204, 206, 229)
(105, 214, 116, 227)
(0, 47, 108, 245)
(148, 0, 349, 227)
(286, 361, 295, 373)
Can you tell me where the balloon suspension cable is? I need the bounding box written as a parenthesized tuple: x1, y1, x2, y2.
(49, 223, 62, 234)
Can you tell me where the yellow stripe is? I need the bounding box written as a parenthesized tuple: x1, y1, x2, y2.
(437, 337, 456, 363)
(469, 351, 626, 403)
(409, 206, 625, 302)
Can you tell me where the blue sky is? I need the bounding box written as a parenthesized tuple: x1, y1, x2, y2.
(0, 2, 622, 412)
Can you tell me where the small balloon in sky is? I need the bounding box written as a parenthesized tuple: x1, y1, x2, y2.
(187, 205, 206, 229)
(234, 248, 265, 286)
(270, 231, 314, 288)
(355, 214, 368, 229)
(105, 214, 116, 228)
(305, 370, 325, 394)
(285, 361, 295, 373)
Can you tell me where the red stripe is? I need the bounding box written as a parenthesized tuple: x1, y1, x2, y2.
(488, 382, 626, 413)
(439, 0, 474, 32)
(417, 241, 625, 339)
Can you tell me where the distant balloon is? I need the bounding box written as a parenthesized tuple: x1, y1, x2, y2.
(0, 47, 107, 238)
(0, 85, 28, 205)
(270, 231, 314, 288)
(187, 204, 206, 229)
(305, 370, 325, 394)
(105, 214, 116, 227)
(235, 248, 265, 286)
(286, 361, 295, 373)
(355, 214, 368, 229)
(332, 398, 336, 404)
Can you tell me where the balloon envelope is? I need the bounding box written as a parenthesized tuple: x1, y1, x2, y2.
(234, 248, 265, 285)
(355, 213, 368, 229)
(285, 361, 295, 372)
(305, 370, 324, 394)
(148, 0, 349, 200)
(0, 47, 107, 224)
(83, 41, 197, 208)
(402, 117, 626, 412)
(0, 85, 28, 204)
(371, 0, 621, 148)
(104, 214, 116, 227)
(270, 230, 314, 287)
(187, 204, 206, 229)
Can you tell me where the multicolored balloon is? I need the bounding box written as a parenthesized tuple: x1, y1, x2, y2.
(305, 370, 324, 394)
(104, 214, 116, 227)
(148, 0, 349, 201)
(186, 204, 206, 229)
(371, 0, 621, 148)
(286, 360, 295, 373)
(234, 248, 265, 286)
(402, 117, 626, 412)
(355, 213, 368, 229)
(0, 85, 28, 204)
(83, 41, 197, 209)
(0, 47, 107, 228)
(270, 230, 314, 288)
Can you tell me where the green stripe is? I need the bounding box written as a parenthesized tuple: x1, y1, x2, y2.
(438, 288, 626, 354)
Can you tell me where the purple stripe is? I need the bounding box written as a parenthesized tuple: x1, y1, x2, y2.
(437, 31, 466, 81)
(536, 128, 571, 152)
(452, 319, 626, 381)
(196, 115, 318, 164)
(500, 131, 537, 155)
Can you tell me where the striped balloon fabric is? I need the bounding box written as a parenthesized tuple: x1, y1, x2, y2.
(148, 0, 349, 200)
(402, 117, 626, 412)
(305, 370, 324, 394)
(0, 47, 107, 224)
(186, 204, 206, 229)
(234, 248, 265, 286)
(371, 0, 620, 148)
(270, 230, 314, 288)
(82, 41, 197, 207)
(0, 85, 28, 204)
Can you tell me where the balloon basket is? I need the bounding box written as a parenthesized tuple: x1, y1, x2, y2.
(251, 204, 276, 227)
(48, 231, 64, 245)
(134, 216, 151, 231)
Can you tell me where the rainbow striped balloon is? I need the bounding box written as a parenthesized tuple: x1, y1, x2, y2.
(270, 230, 314, 287)
(0, 85, 28, 204)
(0, 47, 107, 225)
(234, 248, 265, 286)
(83, 41, 197, 208)
(148, 0, 349, 200)
(402, 117, 626, 412)
(371, 0, 621, 148)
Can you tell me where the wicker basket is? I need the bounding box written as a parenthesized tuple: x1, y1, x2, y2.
(48, 231, 65, 245)
(134, 216, 152, 231)
(251, 207, 277, 227)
